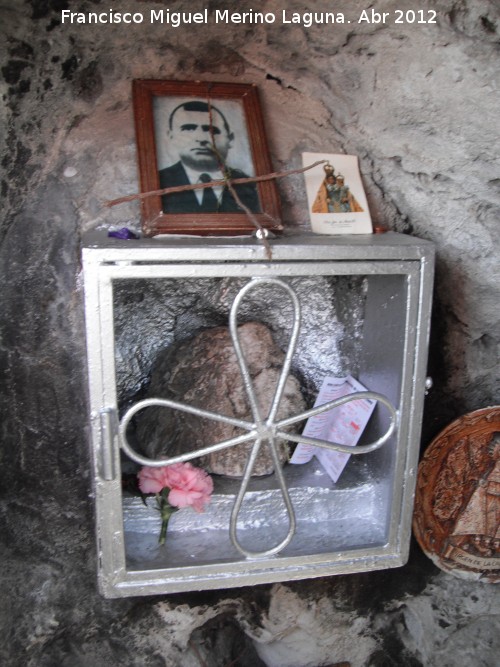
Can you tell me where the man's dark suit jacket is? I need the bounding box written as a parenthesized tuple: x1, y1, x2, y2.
(159, 161, 260, 214)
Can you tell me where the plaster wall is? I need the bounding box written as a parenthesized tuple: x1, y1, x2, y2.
(0, 1, 499, 666)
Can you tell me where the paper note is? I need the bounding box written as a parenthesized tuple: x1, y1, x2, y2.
(290, 375, 377, 482)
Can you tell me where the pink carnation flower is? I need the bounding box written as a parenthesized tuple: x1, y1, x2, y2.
(164, 462, 214, 512)
(137, 462, 213, 512)
(137, 462, 213, 545)
(137, 465, 170, 495)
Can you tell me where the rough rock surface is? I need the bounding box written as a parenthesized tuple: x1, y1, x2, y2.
(137, 322, 306, 477)
(1, 0, 499, 665)
(113, 274, 352, 408)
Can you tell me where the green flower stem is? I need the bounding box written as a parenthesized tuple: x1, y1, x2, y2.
(156, 492, 177, 545)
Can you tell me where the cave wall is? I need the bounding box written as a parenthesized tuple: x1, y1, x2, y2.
(1, 1, 499, 666)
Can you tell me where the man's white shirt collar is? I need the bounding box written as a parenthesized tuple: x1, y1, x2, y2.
(183, 164, 224, 204)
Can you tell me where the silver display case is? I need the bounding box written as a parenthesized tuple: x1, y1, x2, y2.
(82, 231, 434, 598)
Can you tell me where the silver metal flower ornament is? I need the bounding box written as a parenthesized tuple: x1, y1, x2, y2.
(119, 277, 397, 558)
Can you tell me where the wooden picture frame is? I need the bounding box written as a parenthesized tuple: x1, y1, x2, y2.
(132, 80, 282, 237)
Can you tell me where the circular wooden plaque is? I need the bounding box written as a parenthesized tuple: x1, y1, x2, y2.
(413, 406, 500, 583)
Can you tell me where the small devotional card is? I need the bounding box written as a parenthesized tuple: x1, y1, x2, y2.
(302, 152, 372, 234)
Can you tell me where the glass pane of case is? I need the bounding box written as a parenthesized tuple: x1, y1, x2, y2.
(82, 232, 434, 597)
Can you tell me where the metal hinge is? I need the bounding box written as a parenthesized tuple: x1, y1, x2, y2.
(98, 407, 118, 481)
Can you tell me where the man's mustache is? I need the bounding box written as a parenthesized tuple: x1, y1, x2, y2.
(191, 144, 217, 152)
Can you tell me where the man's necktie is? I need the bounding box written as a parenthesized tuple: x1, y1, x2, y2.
(199, 173, 219, 211)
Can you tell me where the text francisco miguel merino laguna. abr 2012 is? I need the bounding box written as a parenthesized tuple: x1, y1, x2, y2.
(60, 8, 438, 28)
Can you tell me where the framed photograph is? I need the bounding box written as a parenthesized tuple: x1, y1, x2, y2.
(302, 152, 373, 235)
(132, 79, 282, 236)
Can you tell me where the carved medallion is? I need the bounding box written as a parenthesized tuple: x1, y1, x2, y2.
(413, 406, 500, 582)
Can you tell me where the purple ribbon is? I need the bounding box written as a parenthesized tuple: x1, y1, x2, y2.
(108, 228, 139, 240)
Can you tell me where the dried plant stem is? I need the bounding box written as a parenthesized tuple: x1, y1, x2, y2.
(104, 160, 327, 209)
(103, 98, 327, 259)
(226, 181, 272, 259)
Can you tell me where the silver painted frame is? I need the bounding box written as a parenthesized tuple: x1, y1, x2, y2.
(82, 231, 434, 598)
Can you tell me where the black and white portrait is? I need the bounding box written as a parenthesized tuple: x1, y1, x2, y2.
(154, 97, 261, 214)
(133, 80, 280, 236)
